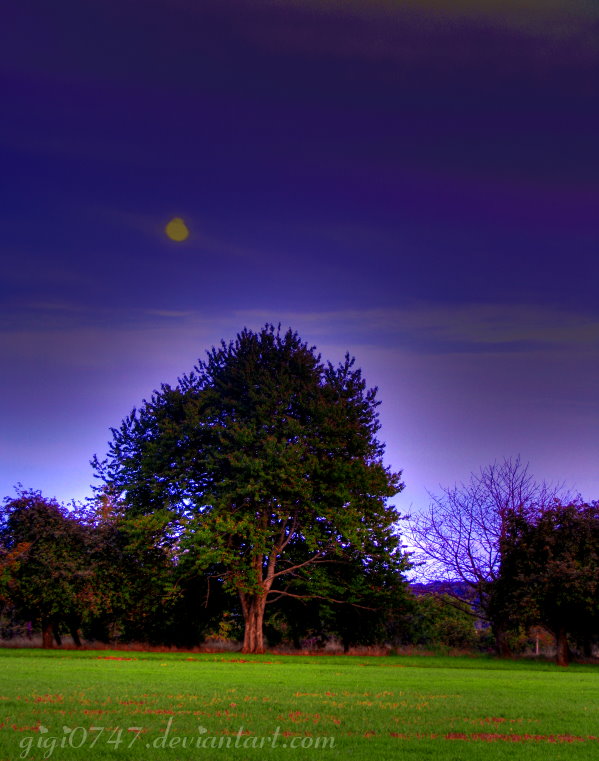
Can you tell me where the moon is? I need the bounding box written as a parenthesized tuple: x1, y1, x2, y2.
(165, 217, 190, 242)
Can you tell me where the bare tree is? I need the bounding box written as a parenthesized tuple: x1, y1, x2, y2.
(408, 456, 570, 654)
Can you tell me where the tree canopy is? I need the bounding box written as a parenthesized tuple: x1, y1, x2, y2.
(492, 501, 599, 665)
(0, 488, 90, 647)
(93, 325, 407, 652)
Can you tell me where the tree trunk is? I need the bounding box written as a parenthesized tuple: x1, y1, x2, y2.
(69, 626, 82, 648)
(240, 593, 267, 654)
(582, 637, 593, 658)
(41, 621, 54, 649)
(52, 623, 62, 646)
(555, 628, 570, 667)
(493, 624, 512, 657)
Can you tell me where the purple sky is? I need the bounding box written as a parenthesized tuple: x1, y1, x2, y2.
(1, 0, 598, 514)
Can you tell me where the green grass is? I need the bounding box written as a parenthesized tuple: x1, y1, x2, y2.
(0, 649, 598, 761)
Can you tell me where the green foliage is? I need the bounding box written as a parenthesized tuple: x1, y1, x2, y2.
(287, 545, 412, 650)
(405, 594, 479, 649)
(491, 502, 599, 664)
(0, 487, 91, 643)
(409, 458, 569, 656)
(79, 492, 231, 647)
(0, 487, 220, 648)
(94, 325, 407, 651)
(79, 496, 178, 643)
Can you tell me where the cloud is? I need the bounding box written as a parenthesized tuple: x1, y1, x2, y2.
(252, 0, 599, 31)
(3, 303, 597, 370)
(170, 0, 599, 68)
(235, 304, 599, 354)
(1, 299, 597, 506)
(145, 309, 197, 319)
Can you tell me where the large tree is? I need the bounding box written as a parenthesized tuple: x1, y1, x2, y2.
(93, 325, 406, 652)
(408, 457, 567, 654)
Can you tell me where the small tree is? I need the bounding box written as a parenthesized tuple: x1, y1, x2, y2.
(78, 493, 183, 645)
(0, 488, 90, 647)
(492, 502, 599, 666)
(94, 325, 406, 653)
(408, 457, 567, 654)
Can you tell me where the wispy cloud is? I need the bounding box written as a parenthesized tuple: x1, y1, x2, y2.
(235, 304, 599, 354)
(2, 299, 597, 505)
(259, 0, 599, 34)
(1, 303, 597, 386)
(145, 309, 197, 319)
(182, 0, 599, 68)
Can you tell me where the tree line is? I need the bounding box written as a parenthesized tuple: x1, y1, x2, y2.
(409, 457, 599, 665)
(0, 486, 490, 654)
(1, 326, 597, 663)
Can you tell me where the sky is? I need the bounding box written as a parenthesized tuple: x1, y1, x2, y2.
(1, 0, 598, 517)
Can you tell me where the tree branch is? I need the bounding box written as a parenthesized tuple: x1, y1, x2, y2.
(266, 588, 376, 610)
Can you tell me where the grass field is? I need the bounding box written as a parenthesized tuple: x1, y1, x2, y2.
(0, 650, 598, 761)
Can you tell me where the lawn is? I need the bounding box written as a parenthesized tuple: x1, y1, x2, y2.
(0, 650, 598, 761)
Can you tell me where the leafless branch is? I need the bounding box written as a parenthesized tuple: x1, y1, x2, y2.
(407, 457, 569, 600)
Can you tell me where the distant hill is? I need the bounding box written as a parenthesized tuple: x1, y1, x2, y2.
(409, 581, 489, 625)
(409, 581, 473, 599)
